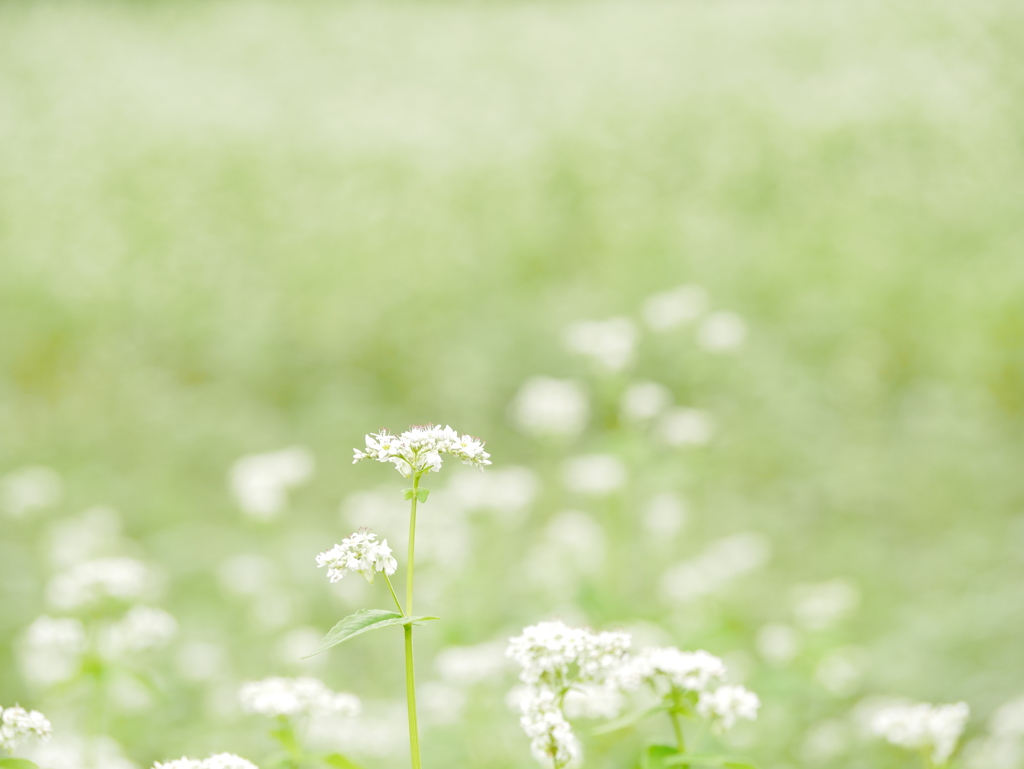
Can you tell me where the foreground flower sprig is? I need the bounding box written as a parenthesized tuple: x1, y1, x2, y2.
(316, 529, 397, 584)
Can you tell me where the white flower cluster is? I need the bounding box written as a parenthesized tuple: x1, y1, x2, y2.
(697, 685, 762, 731)
(46, 557, 151, 610)
(1, 465, 62, 518)
(353, 425, 490, 477)
(19, 616, 87, 685)
(563, 317, 637, 372)
(100, 606, 178, 656)
(519, 688, 581, 768)
(239, 677, 361, 719)
(154, 754, 258, 769)
(0, 705, 52, 752)
(507, 620, 630, 690)
(316, 529, 397, 584)
(229, 446, 314, 520)
(614, 647, 727, 694)
(871, 701, 969, 765)
(511, 378, 590, 438)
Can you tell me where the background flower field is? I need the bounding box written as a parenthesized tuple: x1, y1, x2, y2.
(1, 1, 1024, 768)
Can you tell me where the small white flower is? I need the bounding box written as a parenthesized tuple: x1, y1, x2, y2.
(791, 579, 861, 631)
(697, 685, 761, 731)
(563, 317, 637, 372)
(46, 557, 151, 610)
(518, 688, 581, 768)
(353, 425, 490, 476)
(1, 466, 62, 518)
(511, 378, 590, 438)
(507, 621, 629, 690)
(642, 285, 708, 331)
(871, 701, 969, 765)
(239, 677, 360, 719)
(657, 407, 715, 447)
(0, 705, 53, 752)
(615, 647, 727, 694)
(642, 493, 687, 539)
(154, 755, 259, 769)
(316, 529, 397, 584)
(991, 695, 1024, 736)
(621, 381, 672, 422)
(697, 311, 747, 352)
(562, 455, 627, 496)
(755, 623, 801, 666)
(229, 446, 314, 519)
(154, 759, 203, 769)
(100, 606, 178, 656)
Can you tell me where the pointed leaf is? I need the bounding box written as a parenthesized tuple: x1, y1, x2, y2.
(403, 488, 415, 500)
(592, 705, 668, 736)
(0, 760, 41, 769)
(643, 745, 681, 769)
(303, 609, 440, 658)
(322, 754, 366, 769)
(663, 754, 760, 768)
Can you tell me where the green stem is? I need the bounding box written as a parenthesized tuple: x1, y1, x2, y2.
(404, 473, 422, 769)
(670, 710, 686, 754)
(384, 572, 404, 615)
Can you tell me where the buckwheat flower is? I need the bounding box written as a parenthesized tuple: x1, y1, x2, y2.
(991, 696, 1024, 736)
(755, 623, 801, 666)
(229, 446, 314, 520)
(0, 705, 53, 752)
(202, 754, 260, 769)
(154, 759, 203, 769)
(621, 381, 672, 422)
(657, 407, 715, 447)
(791, 579, 861, 631)
(563, 317, 637, 372)
(642, 285, 708, 331)
(100, 606, 178, 656)
(642, 493, 687, 539)
(697, 311, 747, 352)
(871, 701, 970, 765)
(511, 378, 590, 438)
(1, 465, 63, 518)
(615, 647, 727, 694)
(518, 688, 581, 768)
(19, 616, 87, 686)
(239, 677, 360, 719)
(507, 621, 629, 690)
(46, 557, 151, 610)
(316, 529, 397, 584)
(562, 455, 626, 496)
(353, 425, 490, 477)
(697, 685, 761, 731)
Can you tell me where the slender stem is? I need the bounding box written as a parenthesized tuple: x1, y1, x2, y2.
(404, 473, 422, 769)
(383, 573, 405, 615)
(670, 710, 686, 754)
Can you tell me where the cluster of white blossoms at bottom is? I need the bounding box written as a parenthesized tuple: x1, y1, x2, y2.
(239, 677, 361, 719)
(871, 701, 970, 765)
(153, 753, 258, 769)
(519, 688, 582, 769)
(0, 705, 52, 752)
(316, 529, 397, 584)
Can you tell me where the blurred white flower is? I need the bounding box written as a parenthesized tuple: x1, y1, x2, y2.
(990, 695, 1024, 736)
(620, 381, 672, 422)
(99, 606, 178, 656)
(563, 317, 637, 372)
(659, 532, 771, 604)
(446, 466, 539, 516)
(791, 579, 861, 631)
(176, 641, 227, 683)
(353, 425, 490, 477)
(755, 623, 801, 666)
(642, 493, 687, 540)
(871, 700, 969, 765)
(800, 719, 851, 763)
(615, 647, 727, 695)
(46, 557, 152, 610)
(507, 620, 630, 689)
(420, 682, 467, 725)
(1, 465, 62, 518)
(23, 734, 137, 769)
(154, 755, 258, 769)
(562, 455, 626, 496)
(316, 529, 397, 584)
(697, 685, 761, 731)
(562, 682, 624, 720)
(47, 507, 124, 567)
(518, 687, 582, 768)
(19, 616, 87, 686)
(697, 311, 747, 352)
(0, 705, 52, 752)
(641, 285, 709, 331)
(963, 735, 1023, 769)
(239, 677, 360, 719)
(229, 446, 314, 519)
(511, 377, 589, 438)
(657, 407, 715, 447)
(815, 647, 867, 696)
(435, 641, 509, 686)
(544, 511, 606, 576)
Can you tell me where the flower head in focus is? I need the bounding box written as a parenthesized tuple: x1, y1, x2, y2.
(353, 425, 490, 477)
(696, 685, 761, 731)
(239, 677, 361, 719)
(316, 529, 397, 584)
(0, 705, 52, 752)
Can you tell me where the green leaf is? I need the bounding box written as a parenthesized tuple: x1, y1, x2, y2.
(663, 754, 760, 768)
(592, 705, 668, 736)
(303, 609, 440, 658)
(0, 759, 41, 769)
(403, 488, 415, 500)
(270, 725, 299, 754)
(322, 754, 366, 769)
(416, 488, 430, 503)
(642, 745, 680, 769)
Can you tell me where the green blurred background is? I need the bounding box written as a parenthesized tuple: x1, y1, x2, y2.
(2, 0, 1024, 767)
